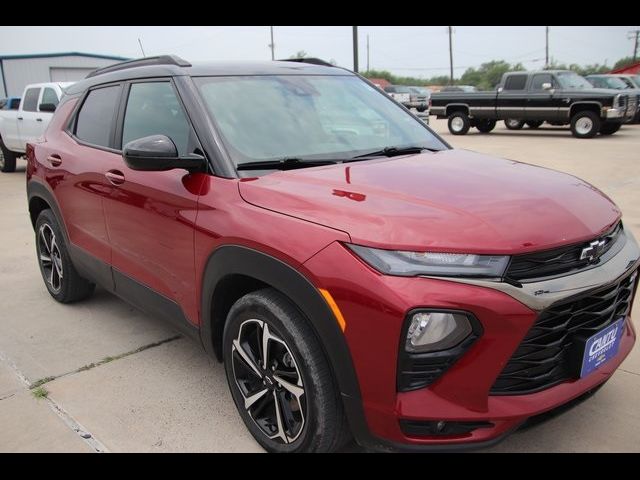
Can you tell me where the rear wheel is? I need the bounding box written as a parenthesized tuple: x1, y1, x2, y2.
(570, 111, 601, 139)
(476, 119, 496, 133)
(35, 209, 95, 303)
(0, 137, 17, 173)
(447, 112, 470, 135)
(504, 119, 524, 130)
(223, 288, 350, 453)
(526, 121, 543, 129)
(599, 122, 621, 136)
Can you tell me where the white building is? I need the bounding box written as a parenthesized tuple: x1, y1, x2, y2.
(0, 52, 127, 98)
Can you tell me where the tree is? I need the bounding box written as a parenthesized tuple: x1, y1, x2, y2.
(460, 61, 525, 90)
(613, 57, 637, 70)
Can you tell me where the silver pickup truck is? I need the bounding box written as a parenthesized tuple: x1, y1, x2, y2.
(0, 82, 71, 172)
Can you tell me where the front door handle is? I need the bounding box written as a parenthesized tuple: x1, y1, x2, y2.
(17, 116, 23, 120)
(47, 154, 62, 167)
(105, 170, 125, 186)
(36, 118, 43, 122)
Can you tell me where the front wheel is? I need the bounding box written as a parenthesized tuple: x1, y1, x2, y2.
(504, 119, 525, 130)
(223, 288, 350, 453)
(570, 111, 601, 138)
(0, 137, 17, 173)
(447, 112, 470, 135)
(599, 122, 621, 136)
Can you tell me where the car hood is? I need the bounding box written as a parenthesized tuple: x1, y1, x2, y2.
(238, 150, 621, 254)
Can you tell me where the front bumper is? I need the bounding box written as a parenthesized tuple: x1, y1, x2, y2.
(304, 231, 639, 449)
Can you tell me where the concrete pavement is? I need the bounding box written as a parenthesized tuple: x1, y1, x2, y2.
(0, 119, 638, 452)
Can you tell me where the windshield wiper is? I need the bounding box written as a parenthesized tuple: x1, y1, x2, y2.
(348, 146, 432, 160)
(236, 158, 338, 171)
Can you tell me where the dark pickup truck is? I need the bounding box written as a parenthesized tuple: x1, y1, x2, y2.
(431, 70, 638, 138)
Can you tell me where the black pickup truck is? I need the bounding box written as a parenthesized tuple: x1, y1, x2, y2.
(431, 70, 638, 138)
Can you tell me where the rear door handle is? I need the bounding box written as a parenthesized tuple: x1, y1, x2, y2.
(105, 170, 125, 186)
(36, 118, 43, 122)
(47, 154, 62, 167)
(17, 116, 23, 120)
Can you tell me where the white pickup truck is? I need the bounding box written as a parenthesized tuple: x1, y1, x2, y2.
(0, 82, 72, 172)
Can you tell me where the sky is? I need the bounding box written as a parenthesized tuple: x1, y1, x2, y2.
(1, 26, 638, 78)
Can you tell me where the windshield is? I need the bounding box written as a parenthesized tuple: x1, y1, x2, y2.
(556, 72, 593, 89)
(195, 75, 446, 168)
(597, 76, 628, 89)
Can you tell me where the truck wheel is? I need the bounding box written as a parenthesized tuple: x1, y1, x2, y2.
(599, 123, 621, 135)
(35, 209, 95, 303)
(223, 288, 350, 453)
(448, 112, 470, 135)
(476, 120, 496, 133)
(504, 119, 524, 130)
(570, 111, 601, 139)
(526, 121, 543, 129)
(0, 137, 17, 173)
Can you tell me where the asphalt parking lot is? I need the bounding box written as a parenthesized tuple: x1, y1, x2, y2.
(1, 118, 639, 453)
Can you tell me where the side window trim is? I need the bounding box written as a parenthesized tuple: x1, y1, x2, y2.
(65, 82, 123, 154)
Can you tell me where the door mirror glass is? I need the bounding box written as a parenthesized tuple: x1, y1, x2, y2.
(542, 82, 553, 90)
(39, 103, 57, 112)
(122, 135, 204, 172)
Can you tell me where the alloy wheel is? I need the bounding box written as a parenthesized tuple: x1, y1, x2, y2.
(38, 224, 63, 293)
(451, 116, 464, 132)
(575, 117, 594, 136)
(231, 319, 306, 444)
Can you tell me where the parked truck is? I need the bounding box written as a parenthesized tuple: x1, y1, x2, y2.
(431, 70, 637, 138)
(0, 82, 71, 172)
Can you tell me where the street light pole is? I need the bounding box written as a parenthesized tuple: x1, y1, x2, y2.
(352, 26, 359, 72)
(448, 26, 454, 85)
(545, 26, 549, 69)
(269, 26, 275, 61)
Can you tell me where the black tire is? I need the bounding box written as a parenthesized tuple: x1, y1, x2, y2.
(599, 122, 621, 136)
(223, 288, 350, 453)
(476, 119, 496, 133)
(35, 210, 95, 303)
(447, 111, 470, 135)
(0, 136, 17, 173)
(504, 119, 525, 130)
(526, 121, 543, 129)
(570, 110, 601, 139)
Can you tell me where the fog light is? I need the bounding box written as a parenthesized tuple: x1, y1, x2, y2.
(406, 311, 472, 353)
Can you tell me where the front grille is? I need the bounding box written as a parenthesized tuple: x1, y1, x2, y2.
(491, 270, 638, 395)
(505, 222, 622, 282)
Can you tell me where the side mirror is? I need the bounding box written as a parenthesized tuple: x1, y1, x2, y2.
(39, 103, 57, 112)
(542, 82, 553, 90)
(122, 135, 204, 172)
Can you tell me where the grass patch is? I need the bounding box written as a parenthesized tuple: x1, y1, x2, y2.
(30, 376, 56, 389)
(32, 386, 49, 399)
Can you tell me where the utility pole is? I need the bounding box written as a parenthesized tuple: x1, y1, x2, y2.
(137, 38, 146, 58)
(448, 26, 454, 85)
(366, 34, 370, 71)
(629, 30, 640, 62)
(352, 26, 359, 72)
(269, 26, 275, 61)
(545, 26, 549, 69)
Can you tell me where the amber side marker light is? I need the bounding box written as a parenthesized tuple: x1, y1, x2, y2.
(319, 289, 346, 332)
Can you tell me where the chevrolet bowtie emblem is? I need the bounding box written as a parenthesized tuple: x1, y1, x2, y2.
(580, 239, 607, 262)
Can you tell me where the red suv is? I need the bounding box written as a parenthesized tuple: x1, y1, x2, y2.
(26, 56, 638, 452)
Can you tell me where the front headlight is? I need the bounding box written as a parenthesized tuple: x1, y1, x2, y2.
(346, 244, 509, 278)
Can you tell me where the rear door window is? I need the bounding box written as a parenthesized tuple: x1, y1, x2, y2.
(22, 88, 41, 112)
(74, 85, 121, 148)
(504, 75, 527, 91)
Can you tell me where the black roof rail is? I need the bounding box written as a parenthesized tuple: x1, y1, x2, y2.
(85, 55, 192, 78)
(277, 57, 335, 67)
